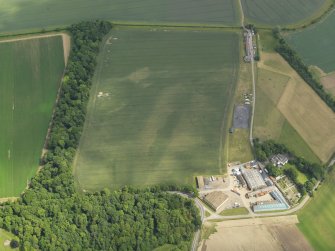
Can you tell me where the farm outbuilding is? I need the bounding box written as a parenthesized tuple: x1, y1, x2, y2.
(196, 176, 204, 189)
(241, 168, 266, 191)
(236, 174, 247, 188)
(203, 191, 228, 211)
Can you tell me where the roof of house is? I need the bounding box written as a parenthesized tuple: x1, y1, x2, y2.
(204, 191, 228, 211)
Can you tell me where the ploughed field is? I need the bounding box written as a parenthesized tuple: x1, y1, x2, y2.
(0, 0, 239, 33)
(74, 28, 239, 191)
(0, 36, 65, 197)
(241, 0, 327, 26)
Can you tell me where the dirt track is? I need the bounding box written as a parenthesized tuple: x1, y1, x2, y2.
(199, 215, 313, 251)
(0, 33, 71, 65)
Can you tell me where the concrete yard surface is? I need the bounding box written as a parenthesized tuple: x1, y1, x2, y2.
(199, 215, 313, 251)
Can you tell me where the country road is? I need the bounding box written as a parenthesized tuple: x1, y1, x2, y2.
(249, 42, 256, 147)
(238, 0, 256, 146)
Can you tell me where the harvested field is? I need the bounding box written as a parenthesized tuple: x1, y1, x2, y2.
(199, 216, 313, 251)
(241, 0, 327, 26)
(0, 0, 239, 33)
(321, 72, 335, 96)
(0, 36, 66, 197)
(287, 10, 335, 73)
(74, 28, 240, 191)
(277, 76, 335, 162)
(255, 52, 335, 163)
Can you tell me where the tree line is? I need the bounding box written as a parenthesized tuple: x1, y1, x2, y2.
(254, 139, 325, 195)
(0, 21, 200, 250)
(273, 28, 335, 112)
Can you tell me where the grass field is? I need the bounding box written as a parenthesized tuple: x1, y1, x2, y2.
(0, 36, 65, 197)
(0, 229, 18, 250)
(298, 170, 335, 250)
(241, 0, 327, 26)
(286, 10, 335, 73)
(254, 52, 335, 163)
(220, 207, 249, 216)
(0, 0, 240, 33)
(225, 49, 254, 164)
(74, 28, 240, 191)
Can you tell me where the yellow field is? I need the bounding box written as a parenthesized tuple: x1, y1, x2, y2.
(255, 52, 335, 163)
(321, 72, 335, 96)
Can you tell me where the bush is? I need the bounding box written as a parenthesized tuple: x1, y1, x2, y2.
(10, 239, 19, 249)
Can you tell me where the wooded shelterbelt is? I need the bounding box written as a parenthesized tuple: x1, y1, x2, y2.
(0, 21, 201, 250)
(273, 28, 335, 112)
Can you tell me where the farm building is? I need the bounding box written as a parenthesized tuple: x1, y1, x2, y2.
(196, 176, 204, 189)
(271, 154, 288, 167)
(203, 191, 228, 211)
(236, 174, 247, 188)
(241, 168, 266, 191)
(252, 201, 289, 213)
(253, 189, 290, 212)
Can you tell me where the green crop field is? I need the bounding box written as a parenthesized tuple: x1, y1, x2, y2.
(298, 170, 335, 250)
(74, 28, 240, 191)
(286, 11, 335, 73)
(0, 36, 65, 197)
(0, 0, 239, 33)
(241, 0, 327, 26)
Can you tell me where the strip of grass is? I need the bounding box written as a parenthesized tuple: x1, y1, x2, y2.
(298, 171, 335, 250)
(74, 28, 240, 191)
(0, 36, 65, 197)
(220, 207, 249, 216)
(226, 50, 253, 164)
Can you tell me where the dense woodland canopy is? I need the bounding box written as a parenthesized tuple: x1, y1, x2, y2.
(0, 21, 201, 250)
